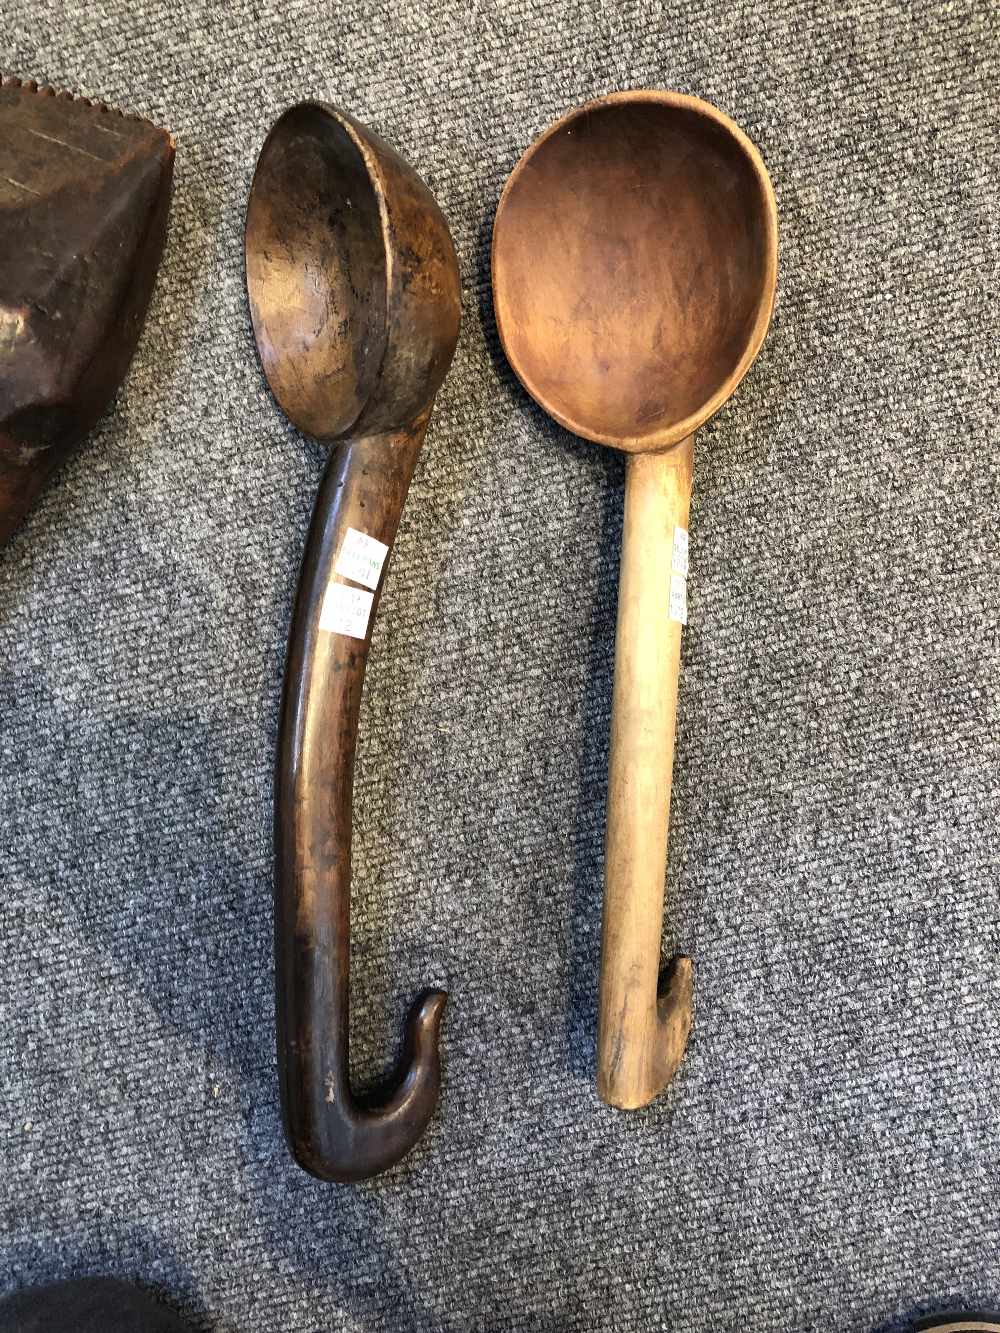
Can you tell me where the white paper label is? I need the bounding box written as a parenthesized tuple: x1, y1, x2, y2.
(319, 583, 375, 639)
(334, 527, 389, 591)
(672, 526, 689, 577)
(669, 572, 688, 626)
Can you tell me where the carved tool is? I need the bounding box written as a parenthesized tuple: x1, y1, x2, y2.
(493, 91, 778, 1109)
(0, 76, 173, 544)
(246, 102, 460, 1181)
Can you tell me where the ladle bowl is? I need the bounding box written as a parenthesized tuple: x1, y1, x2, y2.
(493, 91, 777, 1109)
(246, 101, 460, 1180)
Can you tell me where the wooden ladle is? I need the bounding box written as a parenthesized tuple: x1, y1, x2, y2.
(245, 103, 460, 1180)
(492, 91, 777, 1109)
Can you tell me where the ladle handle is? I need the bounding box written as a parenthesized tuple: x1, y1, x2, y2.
(597, 436, 696, 1109)
(275, 413, 446, 1182)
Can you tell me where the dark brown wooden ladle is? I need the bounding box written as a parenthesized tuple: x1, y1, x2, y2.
(493, 92, 777, 1110)
(245, 103, 460, 1181)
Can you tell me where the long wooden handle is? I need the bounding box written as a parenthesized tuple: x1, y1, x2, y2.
(597, 436, 696, 1109)
(275, 414, 446, 1182)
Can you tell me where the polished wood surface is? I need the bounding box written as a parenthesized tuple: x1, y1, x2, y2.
(493, 91, 777, 1109)
(246, 102, 460, 1182)
(0, 76, 174, 544)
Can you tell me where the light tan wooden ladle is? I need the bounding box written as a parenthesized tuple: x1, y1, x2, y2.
(492, 91, 778, 1109)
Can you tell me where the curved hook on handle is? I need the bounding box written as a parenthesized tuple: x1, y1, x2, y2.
(274, 418, 447, 1182)
(598, 956, 694, 1111)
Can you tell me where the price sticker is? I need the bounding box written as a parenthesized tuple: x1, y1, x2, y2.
(334, 527, 389, 591)
(669, 572, 688, 626)
(672, 526, 689, 577)
(319, 583, 375, 640)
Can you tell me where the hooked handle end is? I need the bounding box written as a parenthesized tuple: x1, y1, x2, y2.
(287, 988, 448, 1184)
(598, 955, 693, 1110)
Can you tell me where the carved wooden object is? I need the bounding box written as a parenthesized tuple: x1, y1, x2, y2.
(245, 102, 460, 1181)
(493, 91, 778, 1109)
(0, 76, 173, 544)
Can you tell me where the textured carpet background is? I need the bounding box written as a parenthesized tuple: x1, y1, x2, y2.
(1, 2, 998, 1330)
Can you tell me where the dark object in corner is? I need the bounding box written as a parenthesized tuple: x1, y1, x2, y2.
(245, 102, 460, 1182)
(0, 1278, 190, 1332)
(0, 75, 174, 545)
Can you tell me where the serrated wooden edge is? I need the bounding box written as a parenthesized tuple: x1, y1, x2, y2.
(0, 72, 172, 139)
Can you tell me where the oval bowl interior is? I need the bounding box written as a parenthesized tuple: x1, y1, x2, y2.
(245, 103, 389, 442)
(492, 93, 778, 452)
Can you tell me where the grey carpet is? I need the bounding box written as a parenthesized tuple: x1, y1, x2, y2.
(1, 2, 998, 1330)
